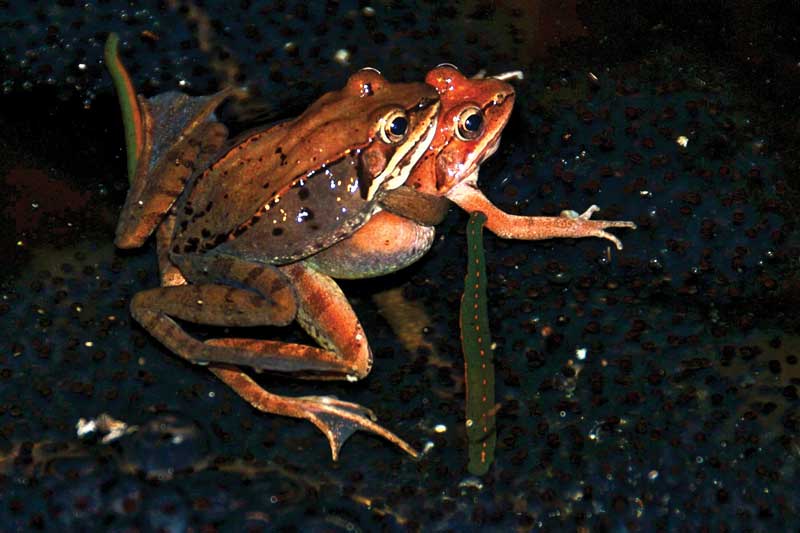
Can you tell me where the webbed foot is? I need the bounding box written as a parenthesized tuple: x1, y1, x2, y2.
(211, 366, 420, 460)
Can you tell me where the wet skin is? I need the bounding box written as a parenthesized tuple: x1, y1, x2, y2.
(114, 66, 440, 460)
(111, 57, 634, 460)
(317, 65, 636, 280)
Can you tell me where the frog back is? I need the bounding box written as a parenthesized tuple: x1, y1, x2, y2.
(169, 71, 439, 265)
(167, 118, 378, 264)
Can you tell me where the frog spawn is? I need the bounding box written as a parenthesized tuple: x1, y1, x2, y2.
(2, 5, 799, 531)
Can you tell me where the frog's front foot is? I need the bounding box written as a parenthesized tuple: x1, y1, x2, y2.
(560, 204, 638, 250)
(211, 365, 420, 460)
(446, 179, 636, 250)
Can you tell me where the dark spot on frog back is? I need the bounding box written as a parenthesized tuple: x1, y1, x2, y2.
(275, 146, 287, 166)
(183, 237, 200, 254)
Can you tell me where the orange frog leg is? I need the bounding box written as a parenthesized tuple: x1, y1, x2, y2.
(446, 176, 636, 249)
(130, 256, 418, 460)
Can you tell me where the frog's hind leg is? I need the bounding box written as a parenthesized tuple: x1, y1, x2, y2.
(115, 92, 231, 250)
(107, 33, 234, 251)
(130, 266, 348, 373)
(130, 257, 419, 459)
(209, 364, 419, 461)
(208, 261, 418, 460)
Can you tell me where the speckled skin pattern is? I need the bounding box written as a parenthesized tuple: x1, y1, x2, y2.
(1, 1, 799, 530)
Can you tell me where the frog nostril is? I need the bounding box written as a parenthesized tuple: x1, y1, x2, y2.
(494, 92, 514, 104)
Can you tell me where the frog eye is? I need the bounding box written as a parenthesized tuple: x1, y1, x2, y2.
(379, 110, 410, 143)
(455, 106, 484, 141)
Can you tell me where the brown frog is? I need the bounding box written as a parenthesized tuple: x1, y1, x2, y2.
(111, 59, 440, 460)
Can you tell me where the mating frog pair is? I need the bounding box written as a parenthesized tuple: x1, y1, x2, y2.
(108, 39, 634, 460)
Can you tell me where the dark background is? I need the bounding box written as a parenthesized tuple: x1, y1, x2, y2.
(1, 1, 798, 530)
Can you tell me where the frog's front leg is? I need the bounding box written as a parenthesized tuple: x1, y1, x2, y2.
(130, 255, 418, 459)
(155, 212, 186, 287)
(446, 174, 636, 249)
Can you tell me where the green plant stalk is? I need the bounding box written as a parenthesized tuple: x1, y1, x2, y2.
(460, 211, 496, 475)
(104, 32, 142, 184)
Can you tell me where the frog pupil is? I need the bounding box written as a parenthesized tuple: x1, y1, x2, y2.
(390, 116, 408, 137)
(464, 112, 482, 132)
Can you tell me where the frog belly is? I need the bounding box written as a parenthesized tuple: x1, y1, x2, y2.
(305, 211, 435, 279)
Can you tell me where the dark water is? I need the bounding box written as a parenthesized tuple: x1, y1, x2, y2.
(1, 1, 798, 530)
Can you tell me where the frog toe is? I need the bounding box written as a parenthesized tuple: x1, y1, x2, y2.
(298, 395, 420, 461)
